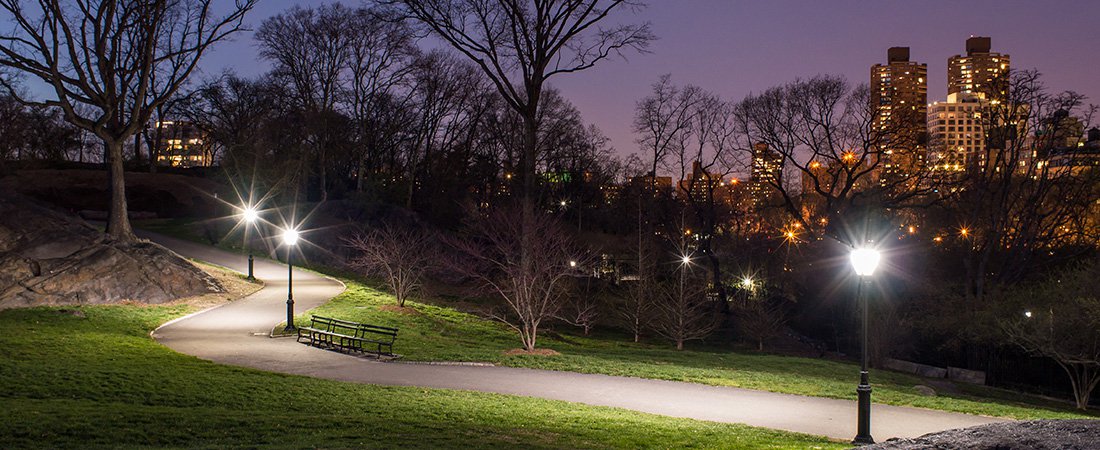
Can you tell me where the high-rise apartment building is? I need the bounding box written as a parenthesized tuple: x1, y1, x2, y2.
(870, 47, 928, 184)
(927, 92, 987, 171)
(750, 142, 782, 208)
(948, 36, 1010, 102)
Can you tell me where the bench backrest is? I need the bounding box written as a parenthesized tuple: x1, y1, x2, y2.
(311, 315, 398, 342)
(358, 324, 398, 342)
(309, 315, 360, 336)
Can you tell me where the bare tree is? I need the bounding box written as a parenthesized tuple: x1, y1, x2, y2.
(447, 205, 591, 351)
(733, 76, 937, 240)
(615, 230, 658, 342)
(256, 3, 353, 201)
(651, 265, 719, 350)
(1002, 260, 1100, 410)
(392, 0, 653, 201)
(557, 274, 602, 335)
(345, 6, 419, 192)
(0, 0, 255, 243)
(941, 70, 1098, 304)
(633, 74, 699, 185)
(732, 283, 789, 351)
(347, 225, 436, 307)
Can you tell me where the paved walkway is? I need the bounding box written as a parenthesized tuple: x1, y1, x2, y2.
(146, 231, 1006, 441)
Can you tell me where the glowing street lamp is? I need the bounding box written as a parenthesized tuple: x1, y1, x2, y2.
(242, 205, 259, 281)
(850, 246, 881, 445)
(282, 228, 299, 332)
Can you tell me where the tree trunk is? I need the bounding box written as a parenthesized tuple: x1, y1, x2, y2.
(356, 155, 365, 192)
(522, 116, 538, 203)
(105, 139, 137, 243)
(676, 339, 684, 350)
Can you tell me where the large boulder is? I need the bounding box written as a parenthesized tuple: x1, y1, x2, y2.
(864, 420, 1100, 450)
(0, 194, 222, 309)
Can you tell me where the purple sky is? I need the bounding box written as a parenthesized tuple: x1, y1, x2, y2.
(201, 0, 1100, 158)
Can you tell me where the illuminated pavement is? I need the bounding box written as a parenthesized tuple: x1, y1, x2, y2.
(146, 231, 1007, 442)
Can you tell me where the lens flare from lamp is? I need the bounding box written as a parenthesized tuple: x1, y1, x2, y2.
(283, 229, 299, 246)
(850, 248, 881, 277)
(242, 206, 258, 223)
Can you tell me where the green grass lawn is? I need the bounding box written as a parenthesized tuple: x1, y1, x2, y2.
(0, 305, 844, 449)
(304, 282, 1097, 421)
(132, 220, 1094, 421)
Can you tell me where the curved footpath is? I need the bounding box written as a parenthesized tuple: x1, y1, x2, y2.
(146, 231, 1005, 442)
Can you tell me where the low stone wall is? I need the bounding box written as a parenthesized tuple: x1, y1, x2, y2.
(882, 358, 986, 385)
(948, 366, 987, 385)
(883, 358, 948, 379)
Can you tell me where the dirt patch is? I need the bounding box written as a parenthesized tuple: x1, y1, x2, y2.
(162, 262, 264, 310)
(379, 304, 422, 315)
(503, 348, 561, 356)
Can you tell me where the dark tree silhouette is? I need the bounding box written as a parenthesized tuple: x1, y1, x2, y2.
(0, 0, 255, 243)
(392, 0, 653, 202)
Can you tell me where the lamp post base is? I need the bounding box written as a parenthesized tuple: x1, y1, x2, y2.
(853, 379, 874, 445)
(247, 253, 255, 281)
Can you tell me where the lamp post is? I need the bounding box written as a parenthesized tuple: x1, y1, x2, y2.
(850, 247, 881, 445)
(242, 206, 258, 281)
(283, 228, 299, 333)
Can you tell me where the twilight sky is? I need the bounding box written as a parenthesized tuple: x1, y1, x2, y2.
(201, 0, 1100, 158)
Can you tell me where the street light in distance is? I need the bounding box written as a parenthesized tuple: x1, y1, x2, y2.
(282, 228, 299, 333)
(242, 205, 259, 280)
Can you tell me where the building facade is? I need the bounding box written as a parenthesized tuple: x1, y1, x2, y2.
(927, 92, 987, 172)
(948, 36, 1010, 102)
(155, 121, 214, 168)
(750, 142, 782, 208)
(871, 47, 928, 184)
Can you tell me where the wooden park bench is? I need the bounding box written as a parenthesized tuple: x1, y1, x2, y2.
(296, 315, 398, 356)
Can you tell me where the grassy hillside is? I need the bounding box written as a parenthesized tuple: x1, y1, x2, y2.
(0, 304, 843, 449)
(302, 282, 1095, 421)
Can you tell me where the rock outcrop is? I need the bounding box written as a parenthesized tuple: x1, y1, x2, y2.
(0, 194, 222, 309)
(864, 420, 1100, 450)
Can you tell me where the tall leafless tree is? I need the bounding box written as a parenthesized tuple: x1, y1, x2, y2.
(256, 3, 353, 201)
(391, 0, 653, 202)
(0, 0, 256, 242)
(733, 76, 937, 240)
(633, 74, 699, 186)
(345, 6, 419, 192)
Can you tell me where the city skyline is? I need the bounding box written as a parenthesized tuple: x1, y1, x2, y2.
(193, 0, 1100, 158)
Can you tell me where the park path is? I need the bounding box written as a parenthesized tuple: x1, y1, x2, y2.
(146, 231, 1006, 442)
